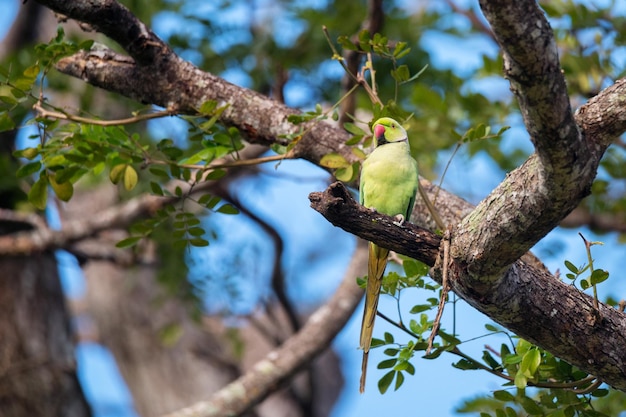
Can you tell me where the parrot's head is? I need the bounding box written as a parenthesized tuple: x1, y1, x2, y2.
(372, 117, 408, 147)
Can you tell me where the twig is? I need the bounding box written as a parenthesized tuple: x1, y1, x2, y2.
(579, 232, 600, 310)
(418, 182, 446, 231)
(33, 101, 176, 126)
(426, 227, 451, 354)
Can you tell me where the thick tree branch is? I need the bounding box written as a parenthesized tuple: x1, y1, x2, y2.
(40, 0, 168, 66)
(309, 182, 440, 265)
(0, 192, 164, 255)
(561, 207, 626, 234)
(309, 182, 626, 391)
(451, 0, 601, 282)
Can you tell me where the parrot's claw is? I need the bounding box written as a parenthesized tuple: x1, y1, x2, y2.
(393, 214, 405, 226)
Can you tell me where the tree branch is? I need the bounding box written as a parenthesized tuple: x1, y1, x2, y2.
(309, 182, 626, 391)
(161, 240, 368, 417)
(308, 182, 440, 265)
(0, 144, 268, 256)
(0, 191, 165, 255)
(561, 206, 626, 234)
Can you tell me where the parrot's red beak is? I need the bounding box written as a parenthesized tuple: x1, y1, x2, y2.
(373, 124, 387, 146)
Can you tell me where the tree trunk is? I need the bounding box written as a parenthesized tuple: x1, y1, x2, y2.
(0, 226, 91, 417)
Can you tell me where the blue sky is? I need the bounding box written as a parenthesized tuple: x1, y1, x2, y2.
(2, 1, 626, 417)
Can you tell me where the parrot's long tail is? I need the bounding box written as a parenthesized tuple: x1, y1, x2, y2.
(359, 242, 389, 393)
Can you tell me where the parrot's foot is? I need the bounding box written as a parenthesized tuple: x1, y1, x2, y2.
(393, 214, 405, 226)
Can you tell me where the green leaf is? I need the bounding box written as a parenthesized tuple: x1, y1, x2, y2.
(358, 29, 371, 52)
(336, 35, 357, 51)
(187, 226, 205, 237)
(115, 236, 143, 248)
(377, 359, 397, 369)
(49, 175, 73, 201)
(591, 388, 608, 397)
(149, 166, 170, 178)
(123, 165, 138, 191)
(520, 348, 541, 377)
(370, 338, 385, 348)
(204, 169, 226, 180)
(484, 323, 501, 332)
(482, 351, 501, 370)
(0, 93, 18, 105)
(150, 181, 164, 196)
(345, 135, 363, 146)
(78, 39, 95, 50)
(514, 371, 527, 389)
(344, 122, 366, 136)
(0, 112, 16, 132)
(409, 304, 431, 314)
(400, 64, 429, 85)
(474, 123, 487, 138)
(590, 269, 609, 285)
(393, 41, 410, 58)
(217, 203, 239, 215)
(23, 63, 40, 79)
(402, 259, 419, 277)
(109, 164, 126, 184)
(14, 147, 39, 160)
(377, 370, 394, 394)
(335, 164, 355, 182)
(28, 175, 49, 210)
(393, 360, 409, 372)
(452, 359, 481, 370)
(320, 152, 349, 169)
(564, 260, 579, 274)
(391, 64, 410, 83)
(394, 370, 404, 391)
(438, 331, 461, 346)
(383, 332, 394, 344)
(181, 148, 213, 165)
(383, 348, 399, 356)
(16, 161, 42, 178)
(198, 100, 217, 115)
(55, 166, 81, 184)
(198, 194, 220, 209)
(189, 238, 210, 247)
(519, 396, 543, 415)
(493, 390, 515, 402)
(503, 353, 522, 365)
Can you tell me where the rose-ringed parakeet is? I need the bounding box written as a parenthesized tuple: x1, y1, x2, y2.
(359, 117, 419, 393)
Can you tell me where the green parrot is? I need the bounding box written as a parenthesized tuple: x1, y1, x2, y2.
(359, 117, 419, 393)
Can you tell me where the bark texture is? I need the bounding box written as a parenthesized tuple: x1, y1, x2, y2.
(0, 245, 90, 417)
